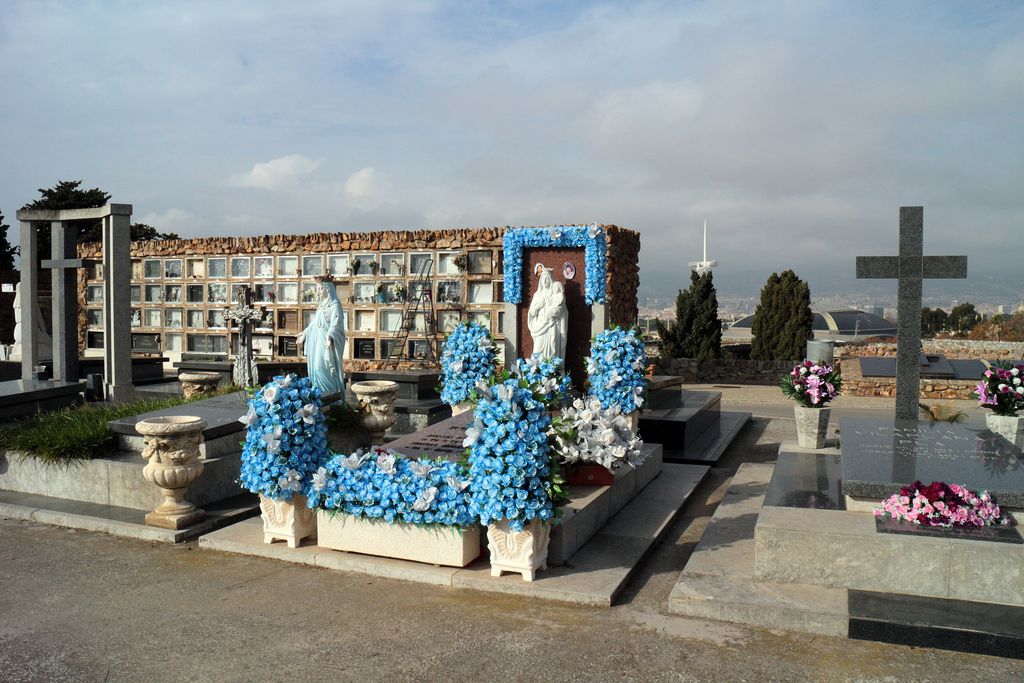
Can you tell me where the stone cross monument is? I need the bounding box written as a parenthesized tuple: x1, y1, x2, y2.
(224, 285, 265, 388)
(856, 206, 967, 420)
(16, 203, 133, 401)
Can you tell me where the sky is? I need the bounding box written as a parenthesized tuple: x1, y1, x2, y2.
(0, 1, 1021, 303)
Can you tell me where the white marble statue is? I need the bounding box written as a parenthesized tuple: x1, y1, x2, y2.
(10, 282, 52, 361)
(527, 264, 568, 361)
(297, 278, 346, 397)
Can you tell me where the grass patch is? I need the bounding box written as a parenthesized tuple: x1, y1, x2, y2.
(0, 386, 243, 465)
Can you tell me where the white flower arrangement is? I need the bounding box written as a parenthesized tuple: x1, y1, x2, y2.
(552, 397, 646, 471)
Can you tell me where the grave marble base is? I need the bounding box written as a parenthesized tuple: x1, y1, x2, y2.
(317, 512, 480, 567)
(0, 449, 241, 510)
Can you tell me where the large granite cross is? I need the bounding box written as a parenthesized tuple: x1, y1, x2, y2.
(856, 207, 967, 420)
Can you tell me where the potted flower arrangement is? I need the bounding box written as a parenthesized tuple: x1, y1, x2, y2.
(349, 258, 361, 276)
(552, 397, 646, 486)
(466, 377, 561, 581)
(515, 353, 573, 409)
(392, 282, 406, 303)
(375, 283, 385, 303)
(779, 360, 842, 449)
(975, 362, 1024, 450)
(238, 374, 329, 547)
(453, 252, 468, 272)
(585, 327, 648, 430)
(874, 480, 1006, 529)
(307, 447, 480, 566)
(439, 322, 497, 415)
(368, 258, 379, 275)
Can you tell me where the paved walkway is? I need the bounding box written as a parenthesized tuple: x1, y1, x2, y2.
(3, 413, 1021, 681)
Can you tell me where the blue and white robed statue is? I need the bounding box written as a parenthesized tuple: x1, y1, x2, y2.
(297, 276, 346, 397)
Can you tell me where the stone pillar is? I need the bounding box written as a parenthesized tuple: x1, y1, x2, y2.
(504, 302, 519, 363)
(19, 220, 38, 381)
(104, 208, 133, 401)
(50, 221, 79, 382)
(590, 302, 607, 339)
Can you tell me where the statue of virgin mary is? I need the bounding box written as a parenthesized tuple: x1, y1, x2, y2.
(297, 277, 346, 397)
(527, 265, 568, 361)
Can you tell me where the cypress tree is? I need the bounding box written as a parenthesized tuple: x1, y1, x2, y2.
(656, 270, 722, 361)
(750, 270, 813, 360)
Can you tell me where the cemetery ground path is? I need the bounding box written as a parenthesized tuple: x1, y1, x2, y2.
(2, 416, 1022, 681)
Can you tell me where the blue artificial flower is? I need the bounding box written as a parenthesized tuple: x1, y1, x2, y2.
(306, 446, 475, 528)
(467, 377, 556, 532)
(585, 328, 648, 414)
(238, 375, 330, 501)
(502, 225, 606, 305)
(439, 322, 497, 406)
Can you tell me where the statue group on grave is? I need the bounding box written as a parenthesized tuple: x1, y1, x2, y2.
(298, 276, 347, 398)
(527, 264, 568, 362)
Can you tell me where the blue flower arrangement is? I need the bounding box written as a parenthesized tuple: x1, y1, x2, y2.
(465, 378, 557, 531)
(306, 447, 475, 527)
(440, 322, 497, 406)
(239, 375, 330, 501)
(515, 353, 573, 408)
(586, 327, 649, 414)
(503, 225, 606, 305)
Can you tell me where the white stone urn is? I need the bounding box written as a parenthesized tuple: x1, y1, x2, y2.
(987, 413, 1024, 451)
(179, 371, 221, 400)
(794, 405, 830, 450)
(260, 494, 317, 548)
(351, 380, 399, 441)
(137, 416, 207, 530)
(487, 518, 551, 582)
(451, 401, 473, 417)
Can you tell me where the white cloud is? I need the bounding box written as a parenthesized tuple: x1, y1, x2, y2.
(229, 155, 320, 190)
(137, 208, 198, 231)
(344, 165, 391, 206)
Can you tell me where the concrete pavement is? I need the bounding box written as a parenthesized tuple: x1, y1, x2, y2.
(3, 404, 1022, 681)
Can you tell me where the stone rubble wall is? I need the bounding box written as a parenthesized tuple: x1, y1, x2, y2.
(604, 226, 640, 328)
(837, 339, 1024, 361)
(841, 356, 979, 400)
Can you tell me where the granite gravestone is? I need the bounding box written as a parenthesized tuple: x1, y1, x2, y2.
(840, 417, 1024, 507)
(856, 207, 967, 420)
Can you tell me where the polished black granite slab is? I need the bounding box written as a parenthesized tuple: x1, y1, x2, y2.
(108, 391, 249, 440)
(875, 516, 1022, 544)
(849, 590, 1024, 659)
(841, 418, 1024, 507)
(860, 355, 985, 380)
(637, 389, 720, 451)
(385, 412, 472, 461)
(763, 451, 845, 510)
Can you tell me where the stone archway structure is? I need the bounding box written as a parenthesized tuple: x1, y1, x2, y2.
(16, 203, 133, 400)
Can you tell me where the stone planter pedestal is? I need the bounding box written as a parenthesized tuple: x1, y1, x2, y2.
(794, 405, 830, 450)
(138, 416, 207, 529)
(987, 414, 1024, 451)
(487, 518, 551, 582)
(260, 494, 317, 548)
(351, 380, 399, 442)
(179, 372, 221, 400)
(450, 401, 473, 417)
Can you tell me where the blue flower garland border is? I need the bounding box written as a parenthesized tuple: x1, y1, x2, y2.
(502, 225, 607, 305)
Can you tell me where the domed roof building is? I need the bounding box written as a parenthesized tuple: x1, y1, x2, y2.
(723, 310, 896, 342)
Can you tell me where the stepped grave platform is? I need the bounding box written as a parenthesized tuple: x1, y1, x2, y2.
(0, 391, 256, 542)
(669, 425, 1024, 659)
(637, 387, 749, 465)
(201, 411, 709, 606)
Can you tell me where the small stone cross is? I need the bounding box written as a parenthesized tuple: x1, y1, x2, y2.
(856, 207, 967, 421)
(224, 286, 266, 388)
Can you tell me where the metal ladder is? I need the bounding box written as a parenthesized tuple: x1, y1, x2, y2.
(384, 257, 439, 368)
